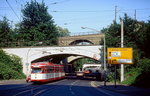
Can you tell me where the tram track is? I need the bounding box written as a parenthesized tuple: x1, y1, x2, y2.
(12, 79, 69, 96)
(0, 79, 84, 96)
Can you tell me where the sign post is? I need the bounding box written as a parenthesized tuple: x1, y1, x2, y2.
(107, 48, 133, 88)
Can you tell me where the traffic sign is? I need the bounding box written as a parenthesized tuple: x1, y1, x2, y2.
(107, 48, 133, 64)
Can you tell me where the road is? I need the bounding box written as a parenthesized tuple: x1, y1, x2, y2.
(0, 79, 127, 96)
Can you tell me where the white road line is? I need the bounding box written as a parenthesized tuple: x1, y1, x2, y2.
(13, 86, 42, 96)
(69, 80, 80, 96)
(13, 80, 66, 96)
(33, 86, 61, 96)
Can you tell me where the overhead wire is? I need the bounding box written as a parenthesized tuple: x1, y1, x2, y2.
(5, 0, 20, 21)
(49, 0, 71, 5)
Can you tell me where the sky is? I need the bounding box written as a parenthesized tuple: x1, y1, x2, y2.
(0, 0, 150, 34)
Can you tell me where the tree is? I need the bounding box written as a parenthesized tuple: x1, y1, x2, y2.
(57, 26, 70, 37)
(0, 17, 12, 46)
(101, 21, 121, 47)
(102, 14, 147, 55)
(20, 0, 59, 45)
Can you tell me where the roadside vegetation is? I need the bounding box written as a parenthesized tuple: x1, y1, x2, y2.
(102, 14, 150, 88)
(0, 49, 25, 80)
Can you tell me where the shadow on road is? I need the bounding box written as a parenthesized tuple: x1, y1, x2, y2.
(99, 84, 150, 96)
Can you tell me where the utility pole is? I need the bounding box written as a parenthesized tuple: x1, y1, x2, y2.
(134, 9, 136, 20)
(115, 6, 117, 22)
(121, 19, 124, 82)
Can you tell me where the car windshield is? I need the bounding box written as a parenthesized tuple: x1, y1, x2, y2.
(32, 68, 41, 73)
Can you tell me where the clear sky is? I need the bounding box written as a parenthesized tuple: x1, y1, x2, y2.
(0, 0, 150, 34)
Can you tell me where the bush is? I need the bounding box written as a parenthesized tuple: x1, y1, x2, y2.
(132, 58, 150, 87)
(107, 72, 114, 82)
(122, 68, 140, 85)
(137, 58, 150, 73)
(0, 49, 25, 80)
(122, 58, 150, 88)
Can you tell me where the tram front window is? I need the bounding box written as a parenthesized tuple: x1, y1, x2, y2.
(32, 68, 42, 73)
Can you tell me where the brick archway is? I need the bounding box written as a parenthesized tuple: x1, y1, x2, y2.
(58, 34, 104, 46)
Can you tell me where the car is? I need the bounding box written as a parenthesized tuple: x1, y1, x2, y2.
(76, 71, 84, 77)
(26, 75, 31, 83)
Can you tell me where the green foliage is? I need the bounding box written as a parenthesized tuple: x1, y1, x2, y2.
(134, 58, 150, 87)
(122, 68, 140, 85)
(0, 17, 12, 46)
(137, 58, 150, 73)
(0, 49, 25, 80)
(122, 58, 150, 87)
(102, 14, 149, 51)
(73, 58, 100, 71)
(106, 72, 114, 82)
(101, 21, 121, 47)
(57, 26, 70, 37)
(18, 0, 59, 45)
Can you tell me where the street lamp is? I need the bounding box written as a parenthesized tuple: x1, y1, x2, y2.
(26, 42, 43, 75)
(81, 27, 106, 71)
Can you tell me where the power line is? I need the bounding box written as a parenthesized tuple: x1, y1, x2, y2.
(49, 0, 71, 5)
(120, 8, 150, 12)
(49, 7, 150, 13)
(5, 0, 20, 21)
(49, 10, 114, 13)
(115, 6, 117, 22)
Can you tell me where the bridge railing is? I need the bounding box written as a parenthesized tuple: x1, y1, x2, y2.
(70, 31, 100, 36)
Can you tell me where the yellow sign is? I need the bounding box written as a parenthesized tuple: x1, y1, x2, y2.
(107, 48, 133, 64)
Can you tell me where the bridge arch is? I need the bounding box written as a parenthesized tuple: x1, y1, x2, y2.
(69, 40, 93, 45)
(58, 34, 104, 46)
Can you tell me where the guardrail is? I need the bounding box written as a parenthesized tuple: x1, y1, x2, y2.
(70, 31, 100, 36)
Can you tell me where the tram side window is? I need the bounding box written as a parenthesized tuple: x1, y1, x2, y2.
(60, 67, 63, 72)
(62, 67, 64, 72)
(32, 68, 42, 73)
(55, 67, 59, 72)
(49, 67, 54, 73)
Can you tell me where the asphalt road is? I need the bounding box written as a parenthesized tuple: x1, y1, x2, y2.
(0, 79, 127, 96)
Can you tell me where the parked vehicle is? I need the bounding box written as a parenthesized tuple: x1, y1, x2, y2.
(82, 64, 103, 80)
(76, 71, 84, 77)
(26, 75, 31, 83)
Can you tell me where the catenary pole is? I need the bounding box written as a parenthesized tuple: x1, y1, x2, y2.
(121, 19, 124, 82)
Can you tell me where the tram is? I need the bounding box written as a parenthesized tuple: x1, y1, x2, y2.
(30, 62, 65, 82)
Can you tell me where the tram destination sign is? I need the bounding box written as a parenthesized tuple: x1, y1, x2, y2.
(107, 48, 133, 64)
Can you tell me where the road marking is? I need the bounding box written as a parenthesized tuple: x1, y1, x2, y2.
(13, 86, 42, 96)
(33, 79, 67, 96)
(91, 81, 114, 96)
(14, 79, 66, 96)
(71, 80, 79, 85)
(33, 86, 61, 96)
(69, 80, 80, 96)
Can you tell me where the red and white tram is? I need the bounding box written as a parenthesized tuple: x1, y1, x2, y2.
(30, 62, 65, 82)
